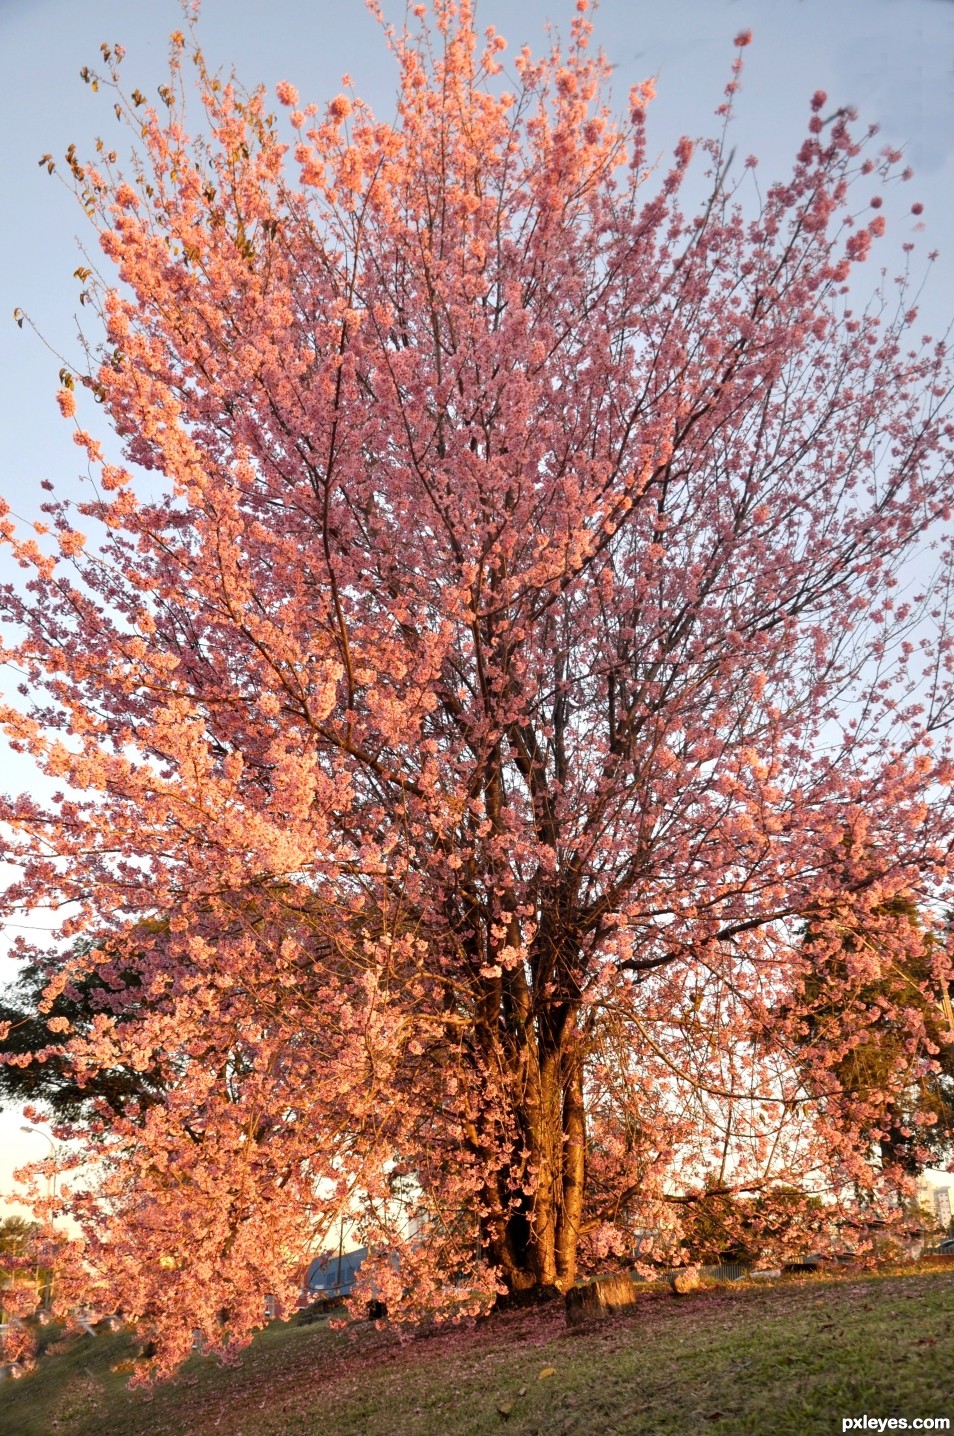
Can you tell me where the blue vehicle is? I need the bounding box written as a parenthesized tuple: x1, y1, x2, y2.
(303, 1246, 368, 1303)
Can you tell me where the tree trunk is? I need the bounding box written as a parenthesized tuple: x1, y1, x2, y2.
(479, 1007, 585, 1296)
(556, 1041, 585, 1289)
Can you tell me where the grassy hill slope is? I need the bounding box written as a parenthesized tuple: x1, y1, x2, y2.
(2, 1268, 952, 1436)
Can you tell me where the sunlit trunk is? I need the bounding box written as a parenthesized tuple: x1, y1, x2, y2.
(479, 1009, 585, 1297)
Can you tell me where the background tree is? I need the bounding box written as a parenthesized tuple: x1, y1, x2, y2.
(0, 1216, 47, 1336)
(2, 0, 954, 1373)
(676, 1179, 825, 1268)
(783, 880, 954, 1177)
(0, 887, 353, 1126)
(0, 936, 167, 1124)
(0, 1215, 35, 1263)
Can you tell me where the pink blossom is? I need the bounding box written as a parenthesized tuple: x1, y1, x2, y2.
(56, 387, 76, 418)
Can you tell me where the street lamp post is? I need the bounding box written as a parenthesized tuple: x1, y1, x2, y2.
(19, 1127, 57, 1311)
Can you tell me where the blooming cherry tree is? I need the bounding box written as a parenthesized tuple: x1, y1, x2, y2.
(2, 0, 954, 1373)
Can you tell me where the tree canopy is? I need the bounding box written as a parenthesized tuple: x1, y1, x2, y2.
(2, 0, 954, 1375)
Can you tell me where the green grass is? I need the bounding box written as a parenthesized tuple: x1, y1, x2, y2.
(2, 1267, 952, 1436)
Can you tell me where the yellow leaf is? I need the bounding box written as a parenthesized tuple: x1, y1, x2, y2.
(538, 1366, 556, 1380)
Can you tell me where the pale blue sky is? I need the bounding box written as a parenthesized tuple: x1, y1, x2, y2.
(1, 0, 953, 1197)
